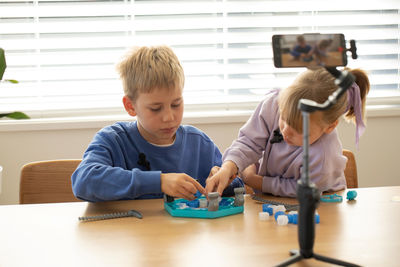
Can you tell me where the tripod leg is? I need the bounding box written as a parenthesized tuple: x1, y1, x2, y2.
(313, 253, 361, 267)
(274, 250, 303, 267)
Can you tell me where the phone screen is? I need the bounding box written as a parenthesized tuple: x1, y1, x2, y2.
(272, 33, 347, 68)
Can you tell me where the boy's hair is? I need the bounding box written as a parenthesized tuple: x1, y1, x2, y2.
(297, 35, 306, 44)
(117, 45, 185, 101)
(278, 68, 370, 132)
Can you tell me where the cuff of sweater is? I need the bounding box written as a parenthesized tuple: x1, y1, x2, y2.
(222, 155, 243, 172)
(137, 170, 162, 195)
(262, 176, 273, 193)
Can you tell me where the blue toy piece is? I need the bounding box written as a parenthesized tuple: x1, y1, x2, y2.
(346, 190, 357, 200)
(252, 195, 299, 211)
(266, 207, 274, 215)
(186, 199, 200, 208)
(164, 196, 243, 219)
(262, 203, 270, 212)
(315, 214, 320, 224)
(320, 193, 343, 203)
(274, 211, 285, 221)
(194, 191, 202, 198)
(288, 214, 297, 224)
(262, 204, 274, 215)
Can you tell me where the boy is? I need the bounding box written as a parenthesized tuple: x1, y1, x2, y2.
(290, 35, 312, 61)
(71, 45, 243, 202)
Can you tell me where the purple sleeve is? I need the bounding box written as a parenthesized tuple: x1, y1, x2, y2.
(223, 94, 277, 171)
(262, 175, 298, 197)
(262, 132, 347, 197)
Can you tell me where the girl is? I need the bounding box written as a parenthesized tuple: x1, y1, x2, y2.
(206, 68, 370, 197)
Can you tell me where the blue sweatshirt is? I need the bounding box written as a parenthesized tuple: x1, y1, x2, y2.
(72, 121, 243, 202)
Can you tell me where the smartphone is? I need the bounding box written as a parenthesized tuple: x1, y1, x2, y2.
(272, 33, 347, 68)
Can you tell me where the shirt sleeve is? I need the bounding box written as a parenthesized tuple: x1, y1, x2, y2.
(71, 131, 162, 202)
(261, 134, 347, 197)
(223, 96, 275, 172)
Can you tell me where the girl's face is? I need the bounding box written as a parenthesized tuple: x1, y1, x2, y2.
(278, 112, 338, 146)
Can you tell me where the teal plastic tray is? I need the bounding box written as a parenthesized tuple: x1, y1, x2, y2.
(164, 197, 244, 219)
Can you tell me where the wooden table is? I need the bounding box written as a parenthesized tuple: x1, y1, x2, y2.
(1, 186, 400, 267)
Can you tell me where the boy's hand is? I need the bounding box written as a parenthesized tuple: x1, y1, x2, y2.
(205, 161, 238, 197)
(161, 173, 205, 200)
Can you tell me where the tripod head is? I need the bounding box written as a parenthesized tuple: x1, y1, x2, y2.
(298, 39, 357, 115)
(298, 68, 355, 113)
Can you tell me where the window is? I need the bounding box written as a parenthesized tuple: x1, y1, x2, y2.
(1, 0, 399, 119)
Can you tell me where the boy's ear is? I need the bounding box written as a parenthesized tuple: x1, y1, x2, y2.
(324, 119, 339, 134)
(122, 96, 137, 117)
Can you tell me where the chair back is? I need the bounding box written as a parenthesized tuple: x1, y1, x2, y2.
(343, 149, 358, 188)
(19, 159, 82, 204)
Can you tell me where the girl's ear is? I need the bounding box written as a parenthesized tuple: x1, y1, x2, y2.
(122, 96, 137, 117)
(324, 119, 339, 134)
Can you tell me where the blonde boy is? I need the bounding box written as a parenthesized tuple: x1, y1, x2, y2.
(72, 46, 243, 201)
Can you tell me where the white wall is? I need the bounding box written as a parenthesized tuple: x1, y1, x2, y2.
(1, 110, 400, 205)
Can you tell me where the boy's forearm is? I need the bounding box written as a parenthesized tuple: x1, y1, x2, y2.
(72, 163, 162, 201)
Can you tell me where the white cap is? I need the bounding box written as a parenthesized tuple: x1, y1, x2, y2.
(259, 212, 270, 221)
(277, 215, 289, 226)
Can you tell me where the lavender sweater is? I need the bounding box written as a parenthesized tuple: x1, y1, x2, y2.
(223, 89, 346, 197)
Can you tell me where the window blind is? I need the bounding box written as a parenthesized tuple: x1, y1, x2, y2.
(1, 0, 399, 119)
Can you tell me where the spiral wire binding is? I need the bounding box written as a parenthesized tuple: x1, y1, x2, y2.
(252, 195, 299, 211)
(79, 209, 143, 222)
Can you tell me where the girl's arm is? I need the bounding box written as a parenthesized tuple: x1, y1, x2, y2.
(242, 137, 347, 197)
(223, 95, 277, 172)
(241, 164, 298, 197)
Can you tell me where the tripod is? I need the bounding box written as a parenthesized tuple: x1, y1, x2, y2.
(275, 66, 361, 267)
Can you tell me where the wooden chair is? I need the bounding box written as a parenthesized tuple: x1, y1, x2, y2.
(19, 159, 83, 204)
(343, 149, 358, 188)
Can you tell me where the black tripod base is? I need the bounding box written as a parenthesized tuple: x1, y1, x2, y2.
(275, 249, 361, 267)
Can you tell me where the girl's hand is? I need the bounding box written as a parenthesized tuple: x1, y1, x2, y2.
(205, 161, 238, 197)
(161, 173, 205, 200)
(240, 164, 262, 191)
(208, 166, 220, 178)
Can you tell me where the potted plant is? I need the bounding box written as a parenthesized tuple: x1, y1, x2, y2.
(0, 48, 30, 119)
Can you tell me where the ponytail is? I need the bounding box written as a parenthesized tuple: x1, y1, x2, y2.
(344, 68, 370, 122)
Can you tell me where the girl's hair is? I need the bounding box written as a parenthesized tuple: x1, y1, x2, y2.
(116, 45, 185, 101)
(278, 68, 370, 132)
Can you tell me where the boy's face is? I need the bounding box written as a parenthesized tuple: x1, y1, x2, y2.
(123, 86, 184, 145)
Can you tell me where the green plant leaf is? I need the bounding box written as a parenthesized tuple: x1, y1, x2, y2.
(0, 111, 30, 119)
(5, 79, 18, 83)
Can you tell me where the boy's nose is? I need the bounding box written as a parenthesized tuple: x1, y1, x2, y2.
(162, 108, 174, 122)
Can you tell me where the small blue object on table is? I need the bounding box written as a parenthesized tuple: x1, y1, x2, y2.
(164, 196, 244, 219)
(320, 193, 343, 203)
(346, 190, 357, 200)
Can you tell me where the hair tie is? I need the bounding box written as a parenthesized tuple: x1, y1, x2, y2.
(347, 83, 365, 149)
